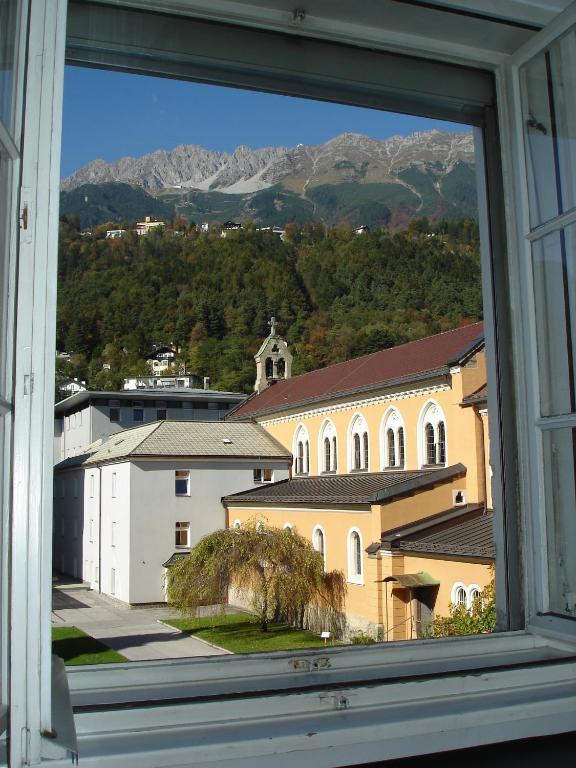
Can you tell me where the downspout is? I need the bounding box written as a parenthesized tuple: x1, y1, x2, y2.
(98, 465, 102, 593)
(476, 406, 487, 511)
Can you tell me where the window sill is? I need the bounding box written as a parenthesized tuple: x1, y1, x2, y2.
(59, 631, 576, 767)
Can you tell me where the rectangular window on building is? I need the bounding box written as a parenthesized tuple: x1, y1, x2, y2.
(109, 407, 119, 422)
(111, 472, 117, 498)
(254, 468, 273, 482)
(89, 473, 94, 498)
(175, 521, 190, 548)
(89, 519, 93, 543)
(110, 568, 116, 595)
(133, 408, 144, 422)
(157, 408, 167, 420)
(175, 470, 190, 496)
(111, 521, 117, 547)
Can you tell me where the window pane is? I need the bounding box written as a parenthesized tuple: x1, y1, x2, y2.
(0, 153, 11, 401)
(549, 29, 576, 217)
(542, 427, 576, 617)
(532, 226, 576, 416)
(0, 0, 17, 135)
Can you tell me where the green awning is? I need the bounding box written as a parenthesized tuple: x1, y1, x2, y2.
(381, 572, 439, 588)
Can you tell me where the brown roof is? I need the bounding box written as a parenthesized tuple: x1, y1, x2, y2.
(373, 505, 495, 559)
(229, 323, 484, 420)
(461, 383, 488, 407)
(223, 464, 466, 506)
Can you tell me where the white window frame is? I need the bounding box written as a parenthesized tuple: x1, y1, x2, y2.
(417, 399, 448, 467)
(7, 3, 576, 766)
(293, 423, 310, 475)
(318, 418, 338, 473)
(347, 413, 369, 472)
(312, 524, 327, 571)
(175, 469, 190, 496)
(175, 520, 190, 548)
(347, 527, 364, 585)
(381, 407, 406, 469)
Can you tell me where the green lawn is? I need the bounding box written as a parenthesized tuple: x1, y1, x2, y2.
(165, 612, 329, 654)
(52, 626, 128, 665)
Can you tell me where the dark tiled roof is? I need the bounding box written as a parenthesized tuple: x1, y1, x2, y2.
(228, 323, 483, 420)
(461, 383, 488, 407)
(380, 506, 495, 559)
(223, 464, 466, 506)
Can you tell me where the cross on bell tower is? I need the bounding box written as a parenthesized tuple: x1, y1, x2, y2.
(254, 316, 293, 393)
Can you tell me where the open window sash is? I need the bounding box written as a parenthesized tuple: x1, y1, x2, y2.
(506, 1, 576, 633)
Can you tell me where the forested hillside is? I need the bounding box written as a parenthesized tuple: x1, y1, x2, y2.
(57, 217, 482, 393)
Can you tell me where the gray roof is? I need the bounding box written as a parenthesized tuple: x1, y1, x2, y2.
(54, 388, 246, 414)
(376, 505, 495, 559)
(224, 464, 466, 506)
(55, 421, 291, 469)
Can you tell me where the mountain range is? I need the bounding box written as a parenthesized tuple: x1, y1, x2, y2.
(60, 130, 477, 229)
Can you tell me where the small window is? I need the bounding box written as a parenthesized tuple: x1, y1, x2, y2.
(89, 519, 93, 543)
(232, 520, 241, 530)
(332, 436, 337, 471)
(452, 583, 467, 607)
(324, 437, 331, 472)
(353, 433, 361, 469)
(89, 474, 94, 498)
(111, 472, 117, 498)
(109, 407, 120, 422)
(111, 521, 117, 547)
(133, 407, 144, 422)
(157, 408, 167, 420)
(398, 427, 405, 468)
(425, 423, 436, 464)
(207, 402, 218, 410)
(110, 568, 116, 595)
(438, 420, 446, 464)
(387, 428, 395, 468)
(348, 529, 363, 584)
(254, 468, 273, 483)
(175, 521, 190, 548)
(175, 469, 190, 496)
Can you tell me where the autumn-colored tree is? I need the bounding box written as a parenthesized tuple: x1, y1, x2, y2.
(167, 522, 347, 634)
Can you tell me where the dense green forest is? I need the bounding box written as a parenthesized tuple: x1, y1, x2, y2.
(56, 217, 482, 393)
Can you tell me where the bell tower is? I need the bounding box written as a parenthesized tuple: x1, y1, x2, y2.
(254, 317, 293, 393)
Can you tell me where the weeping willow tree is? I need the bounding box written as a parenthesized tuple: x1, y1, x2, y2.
(167, 522, 347, 633)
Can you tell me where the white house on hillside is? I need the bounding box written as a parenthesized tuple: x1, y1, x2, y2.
(53, 420, 292, 604)
(54, 388, 247, 463)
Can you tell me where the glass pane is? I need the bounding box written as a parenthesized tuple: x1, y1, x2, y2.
(542, 427, 576, 617)
(0, 0, 18, 135)
(532, 226, 576, 417)
(550, 28, 576, 217)
(0, 153, 8, 399)
(520, 52, 560, 229)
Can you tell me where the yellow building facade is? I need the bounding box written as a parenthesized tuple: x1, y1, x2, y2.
(226, 323, 493, 639)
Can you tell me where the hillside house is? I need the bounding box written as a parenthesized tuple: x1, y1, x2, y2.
(136, 215, 164, 235)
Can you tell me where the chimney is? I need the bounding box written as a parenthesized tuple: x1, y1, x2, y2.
(203, 377, 210, 390)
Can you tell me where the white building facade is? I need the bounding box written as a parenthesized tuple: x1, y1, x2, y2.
(53, 421, 292, 603)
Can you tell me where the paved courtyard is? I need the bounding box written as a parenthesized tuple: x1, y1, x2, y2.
(52, 579, 231, 661)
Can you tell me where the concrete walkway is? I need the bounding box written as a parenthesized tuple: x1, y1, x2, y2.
(52, 581, 230, 661)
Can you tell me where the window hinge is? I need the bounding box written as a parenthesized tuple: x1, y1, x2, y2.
(23, 373, 33, 396)
(21, 726, 31, 765)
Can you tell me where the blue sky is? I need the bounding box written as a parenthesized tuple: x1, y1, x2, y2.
(61, 66, 469, 179)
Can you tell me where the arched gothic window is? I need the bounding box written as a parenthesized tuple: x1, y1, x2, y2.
(425, 423, 436, 464)
(294, 425, 310, 475)
(349, 414, 369, 472)
(319, 420, 338, 473)
(354, 434, 361, 469)
(265, 357, 273, 379)
(419, 402, 447, 467)
(276, 358, 285, 378)
(382, 409, 406, 469)
(313, 525, 326, 571)
(348, 528, 363, 583)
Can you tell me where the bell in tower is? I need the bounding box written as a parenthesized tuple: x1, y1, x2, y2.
(254, 316, 293, 393)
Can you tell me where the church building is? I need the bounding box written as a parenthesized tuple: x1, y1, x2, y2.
(225, 322, 493, 639)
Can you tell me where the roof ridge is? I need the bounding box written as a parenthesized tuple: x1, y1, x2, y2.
(124, 420, 164, 455)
